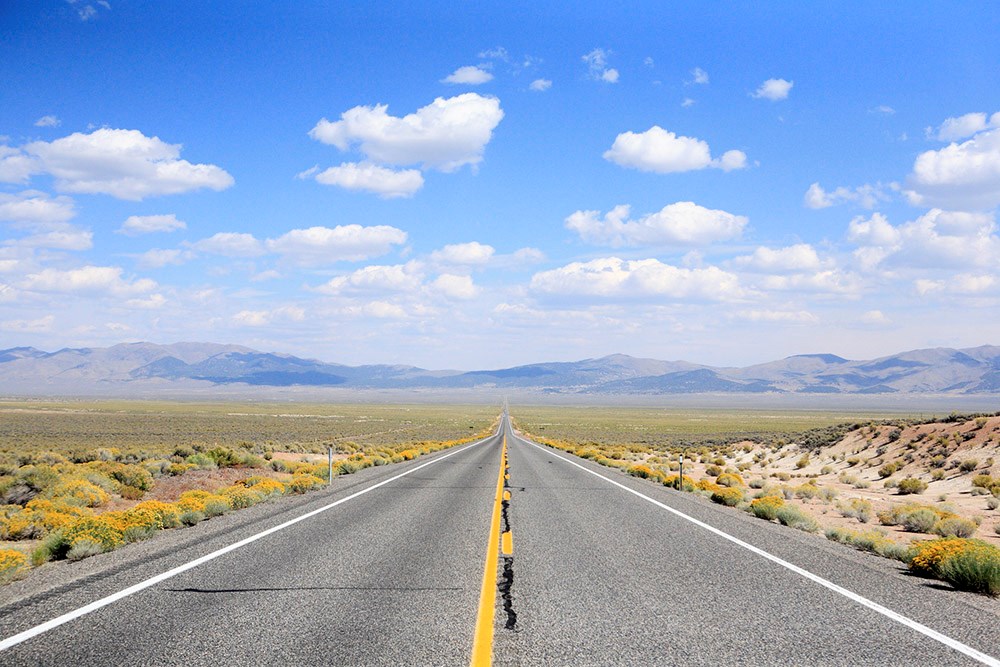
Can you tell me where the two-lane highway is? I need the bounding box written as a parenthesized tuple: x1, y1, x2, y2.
(0, 427, 505, 666)
(1, 412, 998, 666)
(494, 420, 1000, 666)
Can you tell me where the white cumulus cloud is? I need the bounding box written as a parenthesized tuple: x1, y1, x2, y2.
(136, 248, 190, 269)
(511, 247, 545, 264)
(529, 79, 552, 92)
(126, 293, 167, 309)
(905, 126, 1000, 209)
(34, 115, 61, 128)
(11, 227, 92, 251)
(233, 306, 305, 327)
(192, 232, 265, 257)
(690, 67, 709, 84)
(267, 225, 407, 265)
(758, 270, 862, 296)
(603, 126, 746, 173)
(359, 301, 407, 319)
(19, 265, 156, 296)
(848, 209, 1000, 270)
(431, 273, 479, 299)
(930, 112, 1000, 141)
(442, 65, 494, 85)
(0, 191, 76, 225)
(753, 78, 793, 101)
(582, 48, 618, 83)
(732, 244, 826, 273)
(429, 241, 495, 266)
(3, 129, 233, 200)
(566, 202, 747, 247)
(804, 182, 890, 209)
(316, 264, 422, 295)
(530, 257, 743, 301)
(118, 214, 186, 236)
(309, 93, 504, 172)
(314, 162, 423, 198)
(0, 146, 40, 184)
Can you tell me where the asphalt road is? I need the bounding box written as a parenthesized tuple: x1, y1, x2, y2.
(0, 413, 998, 666)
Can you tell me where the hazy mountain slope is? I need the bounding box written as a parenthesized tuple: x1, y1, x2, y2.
(1, 342, 999, 395)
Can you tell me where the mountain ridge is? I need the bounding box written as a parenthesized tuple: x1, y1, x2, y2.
(1, 342, 1000, 395)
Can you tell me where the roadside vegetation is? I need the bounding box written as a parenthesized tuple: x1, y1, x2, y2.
(516, 409, 1000, 597)
(0, 401, 497, 585)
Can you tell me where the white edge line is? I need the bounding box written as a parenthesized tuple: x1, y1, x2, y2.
(515, 433, 1000, 667)
(0, 429, 502, 652)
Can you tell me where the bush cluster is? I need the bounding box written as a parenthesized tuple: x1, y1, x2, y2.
(749, 495, 784, 521)
(909, 538, 1000, 596)
(775, 505, 819, 532)
(825, 527, 909, 561)
(0, 432, 484, 583)
(838, 498, 874, 523)
(877, 502, 978, 537)
(896, 477, 928, 495)
(711, 487, 744, 507)
(0, 549, 28, 583)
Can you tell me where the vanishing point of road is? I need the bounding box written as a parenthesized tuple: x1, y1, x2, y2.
(1, 412, 998, 666)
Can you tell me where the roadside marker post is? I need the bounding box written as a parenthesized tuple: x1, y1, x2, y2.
(328, 447, 333, 486)
(678, 452, 683, 490)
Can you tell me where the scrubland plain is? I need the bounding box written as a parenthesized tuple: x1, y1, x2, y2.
(0, 400, 497, 585)
(514, 406, 1000, 597)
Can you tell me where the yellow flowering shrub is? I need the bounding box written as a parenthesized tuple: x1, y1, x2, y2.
(711, 486, 744, 507)
(128, 501, 181, 529)
(219, 485, 261, 509)
(176, 490, 213, 513)
(240, 476, 285, 497)
(202, 495, 231, 517)
(716, 473, 745, 488)
(825, 527, 909, 560)
(398, 449, 418, 461)
(0, 513, 39, 540)
(661, 474, 697, 490)
(698, 479, 723, 494)
(937, 541, 1000, 596)
(749, 495, 784, 520)
(61, 516, 125, 551)
(0, 549, 27, 582)
(626, 464, 655, 479)
(288, 473, 324, 494)
(50, 479, 109, 507)
(909, 538, 979, 576)
(24, 498, 94, 532)
(879, 502, 955, 527)
(84, 461, 153, 492)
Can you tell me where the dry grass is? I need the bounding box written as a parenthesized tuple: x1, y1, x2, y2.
(515, 411, 1000, 548)
(0, 400, 497, 584)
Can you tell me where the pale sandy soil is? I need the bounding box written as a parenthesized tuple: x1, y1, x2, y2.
(659, 415, 1000, 545)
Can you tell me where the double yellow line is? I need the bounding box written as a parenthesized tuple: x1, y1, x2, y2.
(470, 433, 510, 666)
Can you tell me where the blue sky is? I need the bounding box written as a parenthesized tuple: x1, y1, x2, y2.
(2, 1, 1000, 369)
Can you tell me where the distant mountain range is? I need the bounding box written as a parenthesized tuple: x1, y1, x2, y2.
(1, 342, 999, 396)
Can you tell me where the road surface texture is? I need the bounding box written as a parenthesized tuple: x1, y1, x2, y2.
(0, 413, 998, 666)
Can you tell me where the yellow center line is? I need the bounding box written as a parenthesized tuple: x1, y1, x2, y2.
(470, 434, 507, 666)
(501, 531, 513, 556)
